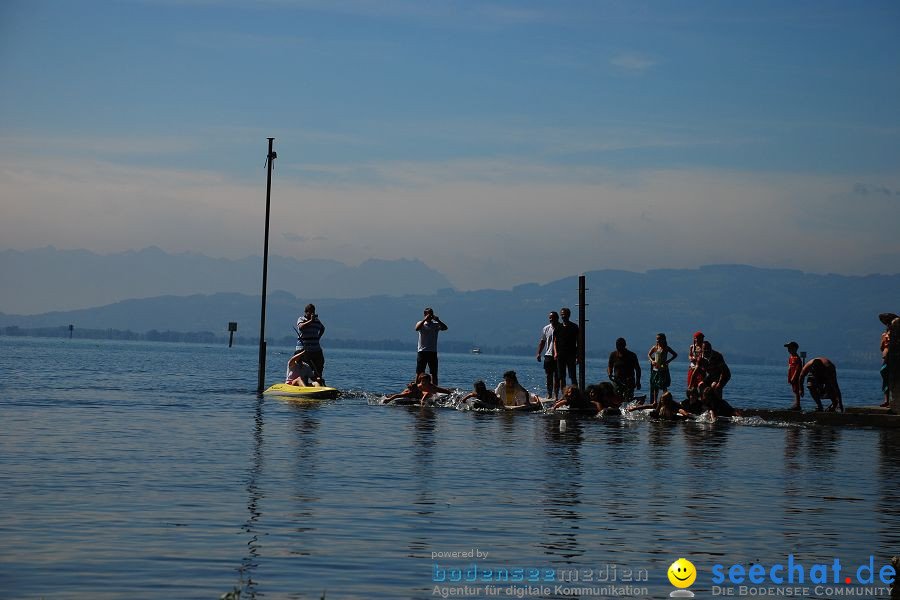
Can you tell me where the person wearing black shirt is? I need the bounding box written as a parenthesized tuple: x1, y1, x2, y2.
(554, 307, 579, 389)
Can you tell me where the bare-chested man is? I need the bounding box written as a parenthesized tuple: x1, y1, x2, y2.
(797, 357, 843, 412)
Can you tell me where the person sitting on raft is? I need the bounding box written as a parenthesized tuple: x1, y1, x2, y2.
(680, 385, 706, 415)
(591, 382, 626, 411)
(608, 337, 642, 402)
(460, 380, 502, 410)
(797, 357, 844, 412)
(551, 385, 602, 414)
(285, 350, 323, 387)
(495, 371, 541, 411)
(628, 391, 692, 420)
(700, 386, 739, 419)
(382, 381, 423, 405)
(416, 372, 453, 405)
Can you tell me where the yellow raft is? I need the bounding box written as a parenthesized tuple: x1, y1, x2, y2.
(262, 383, 340, 399)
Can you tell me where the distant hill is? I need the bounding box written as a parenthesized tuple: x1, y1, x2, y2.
(2, 264, 897, 367)
(0, 247, 453, 314)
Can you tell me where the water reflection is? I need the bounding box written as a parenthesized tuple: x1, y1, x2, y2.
(878, 430, 900, 558)
(681, 423, 734, 546)
(287, 400, 322, 555)
(408, 408, 437, 558)
(538, 417, 584, 563)
(238, 396, 265, 599)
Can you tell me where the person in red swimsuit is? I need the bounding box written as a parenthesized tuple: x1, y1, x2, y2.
(686, 331, 705, 394)
(785, 341, 803, 410)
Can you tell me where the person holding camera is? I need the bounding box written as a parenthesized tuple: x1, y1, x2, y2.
(296, 303, 326, 380)
(415, 307, 449, 386)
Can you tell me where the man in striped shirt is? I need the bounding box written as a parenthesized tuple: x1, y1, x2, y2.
(296, 303, 326, 380)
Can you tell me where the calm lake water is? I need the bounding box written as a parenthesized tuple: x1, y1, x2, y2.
(1, 337, 898, 599)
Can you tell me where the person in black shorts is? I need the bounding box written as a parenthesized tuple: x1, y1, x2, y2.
(608, 337, 642, 402)
(555, 307, 579, 389)
(415, 307, 448, 385)
(536, 311, 560, 399)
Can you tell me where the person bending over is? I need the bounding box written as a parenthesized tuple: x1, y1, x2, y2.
(797, 357, 843, 412)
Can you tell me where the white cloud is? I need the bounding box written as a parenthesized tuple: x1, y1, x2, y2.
(609, 52, 660, 73)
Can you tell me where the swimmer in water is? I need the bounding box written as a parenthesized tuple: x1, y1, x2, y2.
(628, 391, 692, 420)
(382, 381, 423, 404)
(415, 372, 453, 405)
(495, 371, 541, 411)
(460, 380, 502, 409)
(551, 385, 601, 414)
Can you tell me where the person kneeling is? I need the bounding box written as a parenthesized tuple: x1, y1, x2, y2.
(286, 351, 323, 387)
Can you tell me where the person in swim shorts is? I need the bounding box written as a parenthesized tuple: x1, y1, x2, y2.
(608, 337, 642, 402)
(647, 332, 677, 405)
(797, 357, 843, 412)
(785, 341, 803, 410)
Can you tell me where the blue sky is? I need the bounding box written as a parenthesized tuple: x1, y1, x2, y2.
(1, 0, 898, 290)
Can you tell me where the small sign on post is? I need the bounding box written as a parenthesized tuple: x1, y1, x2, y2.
(228, 322, 238, 348)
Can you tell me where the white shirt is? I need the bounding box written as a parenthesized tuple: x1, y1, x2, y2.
(540, 323, 555, 357)
(494, 381, 534, 407)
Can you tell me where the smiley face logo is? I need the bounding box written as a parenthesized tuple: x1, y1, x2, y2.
(668, 558, 696, 588)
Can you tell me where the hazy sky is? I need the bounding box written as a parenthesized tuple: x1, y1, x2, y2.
(1, 0, 898, 290)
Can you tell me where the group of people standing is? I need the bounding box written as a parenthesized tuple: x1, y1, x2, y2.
(284, 301, 897, 416)
(536, 308, 580, 399)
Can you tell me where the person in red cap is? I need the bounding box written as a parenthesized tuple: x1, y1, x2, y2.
(686, 331, 705, 395)
(785, 341, 802, 410)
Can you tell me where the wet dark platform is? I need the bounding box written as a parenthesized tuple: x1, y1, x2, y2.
(740, 406, 900, 428)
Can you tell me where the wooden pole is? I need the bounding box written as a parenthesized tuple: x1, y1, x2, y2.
(257, 138, 276, 394)
(578, 275, 587, 390)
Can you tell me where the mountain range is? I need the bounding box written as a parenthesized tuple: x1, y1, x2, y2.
(2, 256, 897, 367)
(0, 246, 453, 314)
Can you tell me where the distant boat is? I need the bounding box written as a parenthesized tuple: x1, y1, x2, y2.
(470, 347, 482, 354)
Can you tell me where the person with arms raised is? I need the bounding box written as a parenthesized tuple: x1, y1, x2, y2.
(415, 307, 449, 386)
